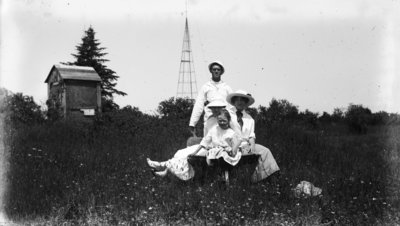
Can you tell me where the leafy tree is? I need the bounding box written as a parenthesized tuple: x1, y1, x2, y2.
(93, 105, 151, 136)
(157, 97, 194, 119)
(258, 98, 299, 125)
(299, 109, 319, 128)
(0, 92, 45, 126)
(319, 111, 332, 123)
(65, 26, 126, 111)
(246, 107, 258, 119)
(345, 104, 372, 134)
(370, 111, 389, 125)
(331, 108, 344, 122)
(255, 105, 268, 123)
(157, 97, 195, 139)
(387, 113, 400, 124)
(102, 98, 121, 113)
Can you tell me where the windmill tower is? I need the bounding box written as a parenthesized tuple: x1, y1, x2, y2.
(176, 16, 197, 99)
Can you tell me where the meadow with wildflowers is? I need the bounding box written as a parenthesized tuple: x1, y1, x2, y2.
(1, 96, 400, 225)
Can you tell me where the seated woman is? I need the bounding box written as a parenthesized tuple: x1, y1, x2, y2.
(226, 90, 280, 183)
(147, 109, 242, 180)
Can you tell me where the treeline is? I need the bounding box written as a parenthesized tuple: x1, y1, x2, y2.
(1, 89, 399, 135)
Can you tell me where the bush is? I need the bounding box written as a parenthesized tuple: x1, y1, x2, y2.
(331, 108, 345, 122)
(299, 109, 319, 129)
(157, 97, 194, 120)
(345, 104, 372, 134)
(256, 99, 299, 126)
(319, 111, 332, 123)
(1, 92, 45, 127)
(370, 111, 390, 125)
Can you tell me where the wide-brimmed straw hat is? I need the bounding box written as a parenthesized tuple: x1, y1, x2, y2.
(206, 99, 227, 108)
(208, 61, 225, 75)
(226, 90, 255, 107)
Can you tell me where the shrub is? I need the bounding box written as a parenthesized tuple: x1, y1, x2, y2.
(370, 111, 390, 125)
(299, 109, 319, 129)
(345, 104, 372, 134)
(331, 108, 344, 122)
(256, 98, 299, 126)
(319, 111, 332, 123)
(1, 92, 45, 127)
(157, 97, 194, 120)
(246, 107, 258, 119)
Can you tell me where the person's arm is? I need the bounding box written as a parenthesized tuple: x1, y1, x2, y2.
(229, 117, 242, 135)
(230, 132, 242, 157)
(226, 84, 233, 95)
(189, 85, 207, 129)
(225, 85, 235, 112)
(249, 137, 256, 153)
(189, 126, 196, 137)
(191, 144, 205, 156)
(190, 130, 212, 156)
(248, 117, 256, 152)
(230, 139, 241, 157)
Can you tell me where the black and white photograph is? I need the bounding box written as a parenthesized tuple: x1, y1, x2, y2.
(1, 0, 400, 225)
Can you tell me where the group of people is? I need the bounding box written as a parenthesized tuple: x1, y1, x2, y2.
(147, 61, 279, 183)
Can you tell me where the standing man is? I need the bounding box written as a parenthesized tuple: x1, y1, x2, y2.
(189, 61, 233, 136)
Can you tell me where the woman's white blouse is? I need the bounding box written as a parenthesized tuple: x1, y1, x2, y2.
(230, 109, 256, 141)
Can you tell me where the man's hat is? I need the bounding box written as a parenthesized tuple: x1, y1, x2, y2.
(208, 61, 225, 75)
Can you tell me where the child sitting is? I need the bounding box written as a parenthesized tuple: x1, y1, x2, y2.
(147, 109, 242, 180)
(202, 109, 244, 166)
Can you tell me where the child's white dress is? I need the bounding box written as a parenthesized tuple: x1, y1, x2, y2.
(165, 125, 241, 180)
(203, 126, 243, 166)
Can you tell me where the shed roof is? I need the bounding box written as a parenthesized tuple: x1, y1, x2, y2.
(45, 64, 102, 83)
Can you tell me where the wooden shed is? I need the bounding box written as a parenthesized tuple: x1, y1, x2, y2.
(45, 64, 102, 119)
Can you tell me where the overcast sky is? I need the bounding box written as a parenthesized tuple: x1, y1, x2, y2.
(1, 0, 400, 114)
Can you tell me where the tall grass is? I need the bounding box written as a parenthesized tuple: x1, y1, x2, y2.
(3, 112, 400, 224)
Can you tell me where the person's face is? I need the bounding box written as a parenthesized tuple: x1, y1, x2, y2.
(209, 106, 224, 116)
(217, 114, 230, 130)
(233, 97, 248, 111)
(211, 65, 222, 81)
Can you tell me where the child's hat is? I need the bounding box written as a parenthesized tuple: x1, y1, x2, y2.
(206, 99, 227, 108)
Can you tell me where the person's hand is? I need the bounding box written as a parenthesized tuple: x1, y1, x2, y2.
(251, 144, 256, 153)
(189, 126, 196, 137)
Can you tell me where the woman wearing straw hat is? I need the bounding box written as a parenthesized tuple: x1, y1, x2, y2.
(227, 90, 280, 183)
(189, 61, 233, 137)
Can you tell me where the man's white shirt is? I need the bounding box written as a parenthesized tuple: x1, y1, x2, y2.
(189, 80, 233, 128)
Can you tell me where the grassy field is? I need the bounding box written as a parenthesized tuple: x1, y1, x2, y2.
(2, 111, 400, 225)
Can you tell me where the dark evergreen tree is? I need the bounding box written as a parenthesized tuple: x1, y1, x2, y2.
(65, 26, 126, 110)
